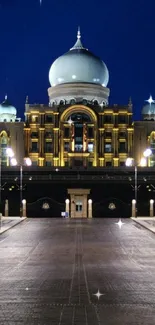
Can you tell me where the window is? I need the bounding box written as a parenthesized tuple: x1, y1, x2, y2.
(31, 115, 38, 123)
(75, 144, 83, 152)
(119, 131, 126, 138)
(119, 142, 126, 153)
(105, 131, 112, 138)
(64, 128, 69, 138)
(106, 161, 112, 167)
(45, 131, 52, 138)
(104, 115, 112, 123)
(104, 143, 112, 153)
(31, 132, 38, 138)
(45, 142, 52, 153)
(76, 201, 82, 212)
(45, 115, 53, 123)
(118, 115, 126, 124)
(1, 134, 8, 166)
(31, 142, 38, 152)
(88, 143, 93, 152)
(64, 142, 70, 151)
(46, 161, 51, 166)
(88, 128, 93, 138)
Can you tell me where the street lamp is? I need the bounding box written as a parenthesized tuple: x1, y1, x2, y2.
(125, 149, 152, 217)
(10, 157, 32, 217)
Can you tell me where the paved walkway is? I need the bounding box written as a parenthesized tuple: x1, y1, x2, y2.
(1, 218, 155, 324)
(0, 216, 26, 234)
(132, 216, 155, 234)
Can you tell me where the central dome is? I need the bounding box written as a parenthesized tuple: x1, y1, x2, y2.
(49, 28, 109, 88)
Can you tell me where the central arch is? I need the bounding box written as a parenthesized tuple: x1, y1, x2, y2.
(60, 105, 98, 167)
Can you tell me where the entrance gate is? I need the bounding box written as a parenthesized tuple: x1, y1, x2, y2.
(27, 197, 65, 217)
(93, 197, 131, 218)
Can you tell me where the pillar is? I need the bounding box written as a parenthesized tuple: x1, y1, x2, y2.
(88, 199, 93, 218)
(150, 199, 154, 218)
(22, 199, 27, 217)
(5, 199, 9, 217)
(132, 199, 136, 218)
(65, 199, 70, 218)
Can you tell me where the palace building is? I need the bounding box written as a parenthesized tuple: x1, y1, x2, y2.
(24, 29, 134, 168)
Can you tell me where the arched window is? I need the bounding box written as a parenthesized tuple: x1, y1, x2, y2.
(149, 132, 155, 167)
(0, 132, 8, 166)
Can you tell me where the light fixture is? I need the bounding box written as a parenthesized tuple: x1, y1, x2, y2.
(143, 148, 152, 157)
(125, 158, 133, 167)
(10, 158, 17, 166)
(24, 157, 32, 166)
(140, 157, 147, 167)
(6, 148, 14, 158)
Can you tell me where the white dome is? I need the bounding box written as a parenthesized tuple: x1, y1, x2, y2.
(0, 96, 17, 122)
(49, 29, 109, 88)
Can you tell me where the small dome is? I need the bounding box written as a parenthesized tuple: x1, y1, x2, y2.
(0, 96, 17, 121)
(0, 95, 16, 115)
(49, 28, 109, 88)
(142, 96, 155, 120)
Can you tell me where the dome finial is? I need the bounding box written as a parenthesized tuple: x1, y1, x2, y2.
(70, 27, 87, 51)
(77, 26, 81, 40)
(5, 94, 7, 101)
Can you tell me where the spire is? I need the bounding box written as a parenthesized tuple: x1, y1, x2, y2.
(25, 95, 29, 104)
(5, 94, 7, 101)
(70, 27, 87, 51)
(128, 96, 132, 108)
(77, 26, 81, 39)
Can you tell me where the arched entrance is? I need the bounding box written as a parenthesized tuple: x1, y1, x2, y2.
(60, 105, 97, 167)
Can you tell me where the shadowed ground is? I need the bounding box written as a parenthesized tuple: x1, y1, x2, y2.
(0, 218, 155, 324)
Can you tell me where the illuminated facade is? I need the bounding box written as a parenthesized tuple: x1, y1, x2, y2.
(24, 29, 134, 167)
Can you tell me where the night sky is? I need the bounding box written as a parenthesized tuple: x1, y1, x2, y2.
(0, 0, 155, 120)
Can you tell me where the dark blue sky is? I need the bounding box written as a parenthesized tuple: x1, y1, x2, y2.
(0, 0, 155, 120)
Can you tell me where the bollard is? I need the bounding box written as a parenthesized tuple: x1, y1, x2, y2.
(132, 199, 136, 218)
(65, 199, 70, 218)
(22, 199, 27, 217)
(88, 199, 93, 218)
(5, 200, 9, 217)
(150, 199, 154, 218)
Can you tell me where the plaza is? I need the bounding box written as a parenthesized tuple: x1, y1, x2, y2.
(0, 217, 155, 324)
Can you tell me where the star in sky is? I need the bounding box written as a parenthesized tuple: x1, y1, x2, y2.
(93, 289, 104, 300)
(115, 219, 125, 229)
(146, 95, 155, 105)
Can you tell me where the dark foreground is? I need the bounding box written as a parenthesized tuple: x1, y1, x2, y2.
(0, 218, 155, 324)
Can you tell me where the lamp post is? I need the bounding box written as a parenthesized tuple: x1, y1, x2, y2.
(126, 148, 152, 217)
(10, 157, 32, 217)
